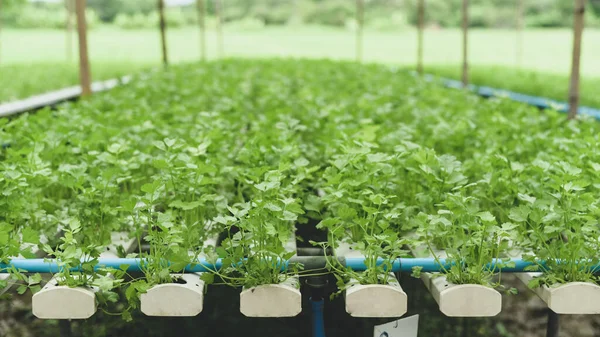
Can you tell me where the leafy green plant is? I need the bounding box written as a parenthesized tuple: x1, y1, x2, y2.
(316, 142, 409, 294)
(511, 160, 600, 287)
(2, 59, 600, 320)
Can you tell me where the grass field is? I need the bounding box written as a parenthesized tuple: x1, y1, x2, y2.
(2, 26, 600, 75)
(1, 26, 599, 105)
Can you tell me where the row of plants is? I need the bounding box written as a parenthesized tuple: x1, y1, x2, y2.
(1, 59, 599, 320)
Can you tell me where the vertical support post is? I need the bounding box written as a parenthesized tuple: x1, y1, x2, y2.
(75, 0, 91, 97)
(196, 0, 206, 61)
(461, 0, 469, 87)
(58, 320, 73, 337)
(416, 0, 425, 74)
(66, 0, 74, 62)
(545, 310, 560, 337)
(158, 0, 168, 66)
(356, 0, 364, 63)
(215, 0, 223, 59)
(568, 0, 585, 120)
(515, 0, 524, 67)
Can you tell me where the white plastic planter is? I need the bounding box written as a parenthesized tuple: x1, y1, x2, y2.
(32, 231, 137, 319)
(508, 249, 600, 314)
(240, 276, 302, 317)
(336, 242, 408, 317)
(33, 278, 98, 319)
(345, 273, 408, 317)
(140, 233, 218, 317)
(420, 272, 501, 317)
(141, 273, 206, 317)
(516, 272, 600, 314)
(239, 235, 301, 317)
(410, 243, 502, 317)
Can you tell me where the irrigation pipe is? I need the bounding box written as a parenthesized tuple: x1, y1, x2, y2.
(0, 76, 131, 118)
(426, 74, 600, 120)
(0, 257, 592, 274)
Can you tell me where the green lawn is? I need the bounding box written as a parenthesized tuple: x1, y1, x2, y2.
(2, 26, 600, 75)
(1, 25, 599, 105)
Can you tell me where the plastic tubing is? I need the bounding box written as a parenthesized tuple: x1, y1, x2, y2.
(310, 298, 326, 337)
(0, 257, 588, 273)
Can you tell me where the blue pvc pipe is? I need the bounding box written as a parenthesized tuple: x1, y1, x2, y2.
(311, 299, 326, 337)
(0, 258, 223, 273)
(0, 257, 580, 274)
(438, 78, 600, 120)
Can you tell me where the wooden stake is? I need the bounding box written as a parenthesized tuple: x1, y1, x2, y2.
(568, 0, 585, 120)
(417, 0, 425, 74)
(66, 0, 74, 62)
(461, 0, 469, 87)
(356, 0, 364, 62)
(215, 0, 223, 58)
(516, 0, 524, 67)
(75, 0, 91, 97)
(197, 0, 206, 61)
(158, 0, 168, 66)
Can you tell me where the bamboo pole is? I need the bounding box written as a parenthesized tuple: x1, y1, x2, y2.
(461, 0, 469, 87)
(516, 0, 524, 67)
(66, 0, 74, 62)
(158, 0, 168, 66)
(356, 0, 364, 62)
(568, 0, 586, 120)
(197, 0, 206, 61)
(215, 0, 223, 58)
(75, 0, 91, 96)
(417, 0, 425, 74)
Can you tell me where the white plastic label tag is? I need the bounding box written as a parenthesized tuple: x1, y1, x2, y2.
(373, 314, 419, 337)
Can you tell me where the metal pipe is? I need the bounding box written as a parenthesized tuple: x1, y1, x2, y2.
(0, 257, 588, 274)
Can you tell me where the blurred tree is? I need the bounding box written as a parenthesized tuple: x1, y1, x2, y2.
(2, 0, 600, 28)
(590, 0, 600, 16)
(87, 0, 155, 22)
